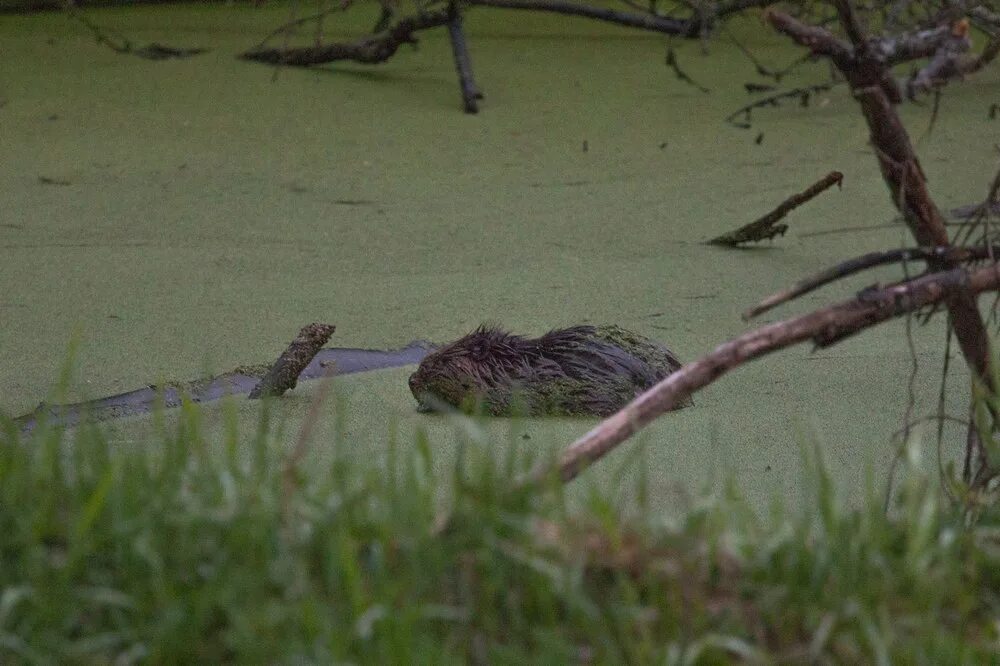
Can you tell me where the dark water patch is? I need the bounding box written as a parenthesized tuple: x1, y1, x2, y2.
(15, 341, 434, 433)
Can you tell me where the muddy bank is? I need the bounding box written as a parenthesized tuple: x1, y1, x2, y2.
(14, 341, 432, 432)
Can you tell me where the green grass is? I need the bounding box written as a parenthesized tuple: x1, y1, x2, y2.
(2, 391, 999, 664)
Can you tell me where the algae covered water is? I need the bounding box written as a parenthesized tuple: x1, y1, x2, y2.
(2, 4, 999, 508)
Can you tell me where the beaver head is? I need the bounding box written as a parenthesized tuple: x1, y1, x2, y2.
(408, 325, 540, 413)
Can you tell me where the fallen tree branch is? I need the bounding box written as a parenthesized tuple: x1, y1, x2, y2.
(242, 0, 782, 69)
(744, 244, 1000, 320)
(708, 171, 843, 246)
(240, 10, 450, 65)
(529, 261, 1000, 486)
(250, 323, 338, 399)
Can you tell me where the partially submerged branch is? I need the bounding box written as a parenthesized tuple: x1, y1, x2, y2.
(708, 171, 843, 246)
(240, 11, 450, 65)
(903, 19, 1000, 98)
(243, 0, 782, 69)
(249, 323, 337, 399)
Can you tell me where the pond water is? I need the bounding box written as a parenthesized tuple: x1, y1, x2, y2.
(3, 4, 999, 510)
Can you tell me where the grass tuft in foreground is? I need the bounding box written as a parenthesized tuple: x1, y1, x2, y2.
(1, 400, 999, 663)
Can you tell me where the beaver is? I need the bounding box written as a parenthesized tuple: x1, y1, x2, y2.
(408, 324, 689, 417)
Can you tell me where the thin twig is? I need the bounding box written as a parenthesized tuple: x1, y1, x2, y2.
(665, 44, 710, 92)
(724, 82, 839, 129)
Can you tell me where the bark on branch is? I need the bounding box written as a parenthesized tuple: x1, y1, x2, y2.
(745, 244, 1000, 320)
(768, 0, 996, 485)
(242, 0, 783, 68)
(240, 11, 450, 66)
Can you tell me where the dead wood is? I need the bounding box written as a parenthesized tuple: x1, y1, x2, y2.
(249, 323, 337, 399)
(768, 1, 995, 486)
(768, 4, 992, 365)
(904, 19, 1000, 98)
(708, 171, 843, 246)
(240, 11, 450, 66)
(242, 0, 782, 70)
(744, 244, 1000, 320)
(528, 262, 1000, 486)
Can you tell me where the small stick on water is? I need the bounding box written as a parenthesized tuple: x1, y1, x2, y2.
(708, 171, 843, 246)
(665, 45, 709, 93)
(249, 323, 337, 399)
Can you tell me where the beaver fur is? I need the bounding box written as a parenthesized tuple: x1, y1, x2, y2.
(408, 324, 689, 417)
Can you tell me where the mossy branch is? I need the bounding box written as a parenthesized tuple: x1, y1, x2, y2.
(249, 323, 337, 399)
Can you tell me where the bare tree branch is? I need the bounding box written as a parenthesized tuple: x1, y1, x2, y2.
(530, 262, 1000, 486)
(745, 244, 1000, 320)
(768, 2, 997, 485)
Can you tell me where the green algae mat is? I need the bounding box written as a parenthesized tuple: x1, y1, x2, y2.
(3, 4, 999, 509)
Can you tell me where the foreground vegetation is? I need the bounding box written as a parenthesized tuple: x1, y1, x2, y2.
(0, 391, 997, 663)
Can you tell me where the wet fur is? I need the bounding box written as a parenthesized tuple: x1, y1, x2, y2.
(408, 325, 688, 417)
